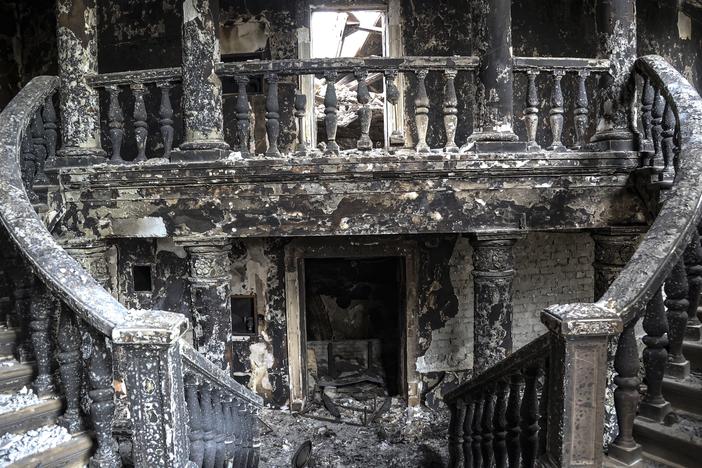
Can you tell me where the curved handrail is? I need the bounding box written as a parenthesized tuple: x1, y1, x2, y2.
(597, 55, 702, 324)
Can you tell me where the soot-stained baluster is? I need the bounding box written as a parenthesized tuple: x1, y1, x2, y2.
(235, 75, 251, 156)
(231, 398, 243, 466)
(547, 71, 566, 151)
(685, 230, 702, 340)
(294, 92, 308, 155)
(572, 70, 590, 149)
(482, 388, 496, 467)
(42, 95, 58, 163)
(222, 396, 235, 464)
(462, 398, 474, 467)
(157, 82, 174, 159)
(265, 73, 281, 157)
(385, 69, 404, 146)
(355, 68, 373, 151)
(212, 391, 226, 468)
(239, 402, 253, 466)
(520, 367, 540, 467)
(132, 83, 148, 162)
(448, 400, 466, 467)
(56, 310, 83, 433)
(31, 109, 48, 185)
(201, 384, 217, 468)
(524, 71, 540, 151)
(324, 71, 340, 155)
(640, 75, 655, 162)
(29, 283, 54, 397)
(659, 102, 676, 188)
(639, 288, 672, 422)
(414, 69, 430, 153)
(21, 132, 38, 203)
(537, 362, 549, 457)
(493, 379, 509, 468)
(506, 373, 523, 468)
(608, 320, 642, 463)
(443, 69, 459, 153)
(185, 374, 205, 467)
(85, 330, 121, 467)
(650, 88, 665, 180)
(666, 260, 690, 379)
(472, 393, 484, 468)
(106, 85, 125, 163)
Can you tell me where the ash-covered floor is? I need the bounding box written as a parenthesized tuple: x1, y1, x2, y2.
(258, 398, 448, 467)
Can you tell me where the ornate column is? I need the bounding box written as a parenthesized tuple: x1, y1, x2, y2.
(177, 0, 229, 161)
(469, 233, 524, 374)
(178, 238, 232, 367)
(592, 227, 642, 300)
(591, 0, 637, 150)
(468, 0, 521, 151)
(61, 240, 112, 291)
(55, 0, 106, 165)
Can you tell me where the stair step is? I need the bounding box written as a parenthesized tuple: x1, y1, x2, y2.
(662, 371, 702, 417)
(682, 340, 702, 371)
(0, 329, 17, 358)
(0, 398, 62, 436)
(7, 433, 93, 468)
(634, 410, 702, 468)
(0, 362, 34, 394)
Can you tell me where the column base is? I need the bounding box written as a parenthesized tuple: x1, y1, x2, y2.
(171, 148, 231, 162)
(685, 321, 701, 341)
(588, 129, 636, 152)
(665, 359, 690, 379)
(606, 442, 642, 467)
(473, 140, 529, 153)
(50, 147, 107, 168)
(638, 399, 672, 423)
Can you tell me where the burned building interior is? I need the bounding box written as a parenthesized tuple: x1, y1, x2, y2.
(0, 0, 702, 467)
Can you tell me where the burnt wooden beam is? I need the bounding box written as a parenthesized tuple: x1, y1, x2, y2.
(87, 67, 183, 87)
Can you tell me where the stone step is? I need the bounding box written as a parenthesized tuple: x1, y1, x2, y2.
(0, 328, 17, 358)
(0, 398, 62, 437)
(7, 433, 93, 468)
(0, 362, 34, 394)
(662, 372, 702, 417)
(682, 340, 702, 371)
(634, 410, 702, 468)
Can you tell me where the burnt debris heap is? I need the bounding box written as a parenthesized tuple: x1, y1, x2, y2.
(0, 0, 702, 467)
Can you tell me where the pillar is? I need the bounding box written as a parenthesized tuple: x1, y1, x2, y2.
(468, 0, 521, 151)
(470, 233, 524, 374)
(177, 0, 230, 162)
(592, 227, 643, 300)
(179, 238, 232, 367)
(55, 0, 106, 165)
(62, 239, 113, 292)
(591, 0, 637, 149)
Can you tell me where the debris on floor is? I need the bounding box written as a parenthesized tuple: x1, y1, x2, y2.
(0, 424, 71, 465)
(0, 386, 44, 415)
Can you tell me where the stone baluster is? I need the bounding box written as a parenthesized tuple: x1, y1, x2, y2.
(42, 95, 58, 163)
(640, 75, 655, 158)
(493, 379, 509, 468)
(239, 402, 254, 467)
(572, 70, 590, 149)
(447, 400, 466, 468)
(443, 69, 459, 153)
(157, 82, 174, 159)
(537, 364, 549, 457)
(650, 88, 665, 175)
(185, 374, 205, 467)
(524, 70, 540, 151)
(660, 102, 676, 186)
(29, 282, 54, 397)
(21, 132, 38, 203)
(222, 396, 235, 464)
(472, 393, 484, 467)
(234, 75, 251, 156)
(481, 388, 496, 467)
(638, 288, 672, 422)
(132, 84, 148, 162)
(547, 71, 566, 151)
(414, 69, 430, 153)
(324, 71, 340, 155)
(265, 73, 281, 157)
(607, 320, 642, 464)
(212, 391, 226, 468)
(685, 229, 702, 340)
(56, 309, 83, 433)
(85, 329, 121, 467)
(519, 366, 540, 467)
(294, 92, 308, 154)
(666, 260, 690, 379)
(31, 109, 48, 185)
(200, 384, 217, 468)
(355, 68, 373, 151)
(385, 70, 404, 146)
(231, 397, 243, 466)
(462, 398, 474, 467)
(106, 85, 125, 163)
(506, 373, 523, 468)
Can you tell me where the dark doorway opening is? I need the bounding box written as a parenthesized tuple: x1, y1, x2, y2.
(304, 257, 404, 398)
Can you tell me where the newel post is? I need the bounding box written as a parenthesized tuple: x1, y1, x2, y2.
(112, 310, 191, 466)
(540, 303, 622, 468)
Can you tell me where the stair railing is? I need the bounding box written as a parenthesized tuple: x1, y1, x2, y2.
(0, 76, 262, 467)
(444, 54, 702, 468)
